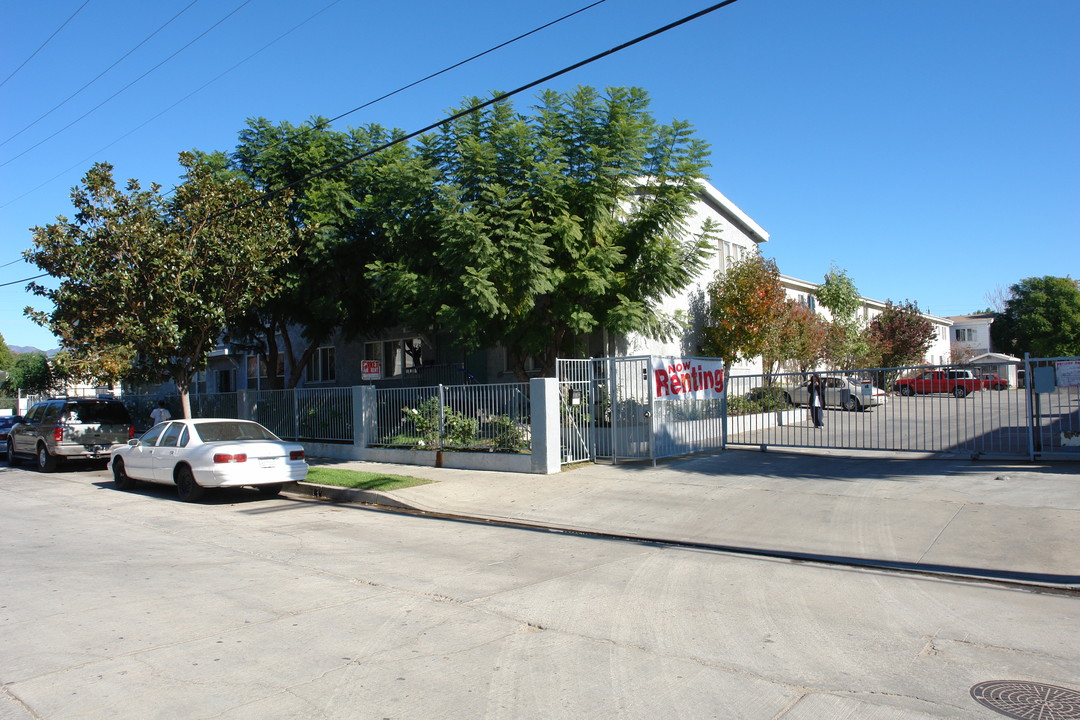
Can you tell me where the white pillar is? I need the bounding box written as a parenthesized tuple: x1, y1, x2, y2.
(530, 377, 561, 474)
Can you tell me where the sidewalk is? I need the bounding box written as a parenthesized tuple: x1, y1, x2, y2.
(299, 448, 1080, 587)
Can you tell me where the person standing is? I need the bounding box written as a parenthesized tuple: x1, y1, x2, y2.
(149, 401, 171, 427)
(808, 374, 825, 429)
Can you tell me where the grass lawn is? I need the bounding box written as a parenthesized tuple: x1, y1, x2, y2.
(305, 466, 435, 492)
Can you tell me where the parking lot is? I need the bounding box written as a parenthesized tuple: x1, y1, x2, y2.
(729, 387, 1080, 458)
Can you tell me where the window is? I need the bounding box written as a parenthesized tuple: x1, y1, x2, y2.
(955, 328, 976, 342)
(365, 337, 427, 377)
(309, 346, 336, 383)
(247, 354, 285, 389)
(160, 423, 184, 447)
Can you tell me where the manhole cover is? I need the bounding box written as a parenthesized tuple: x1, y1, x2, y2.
(970, 681, 1080, 719)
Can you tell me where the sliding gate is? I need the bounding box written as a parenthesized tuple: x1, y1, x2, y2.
(557, 356, 726, 464)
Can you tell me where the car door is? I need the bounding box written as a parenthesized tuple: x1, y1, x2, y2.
(11, 403, 45, 455)
(123, 424, 168, 480)
(151, 422, 187, 481)
(822, 377, 844, 407)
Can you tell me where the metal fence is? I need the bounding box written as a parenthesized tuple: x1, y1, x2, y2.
(121, 387, 353, 443)
(373, 382, 531, 452)
(557, 356, 725, 464)
(723, 360, 1079, 459)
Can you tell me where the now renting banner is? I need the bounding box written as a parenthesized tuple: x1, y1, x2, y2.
(651, 357, 726, 401)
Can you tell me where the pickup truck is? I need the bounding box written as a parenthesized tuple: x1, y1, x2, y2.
(894, 370, 982, 398)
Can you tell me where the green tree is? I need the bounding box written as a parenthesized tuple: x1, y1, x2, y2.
(368, 86, 714, 379)
(5, 352, 55, 394)
(991, 276, 1080, 357)
(25, 153, 296, 417)
(866, 300, 936, 367)
(220, 117, 410, 387)
(702, 251, 787, 368)
(0, 332, 14, 374)
(765, 299, 829, 373)
(814, 265, 871, 369)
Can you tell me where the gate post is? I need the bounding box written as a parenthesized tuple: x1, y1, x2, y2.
(530, 377, 561, 474)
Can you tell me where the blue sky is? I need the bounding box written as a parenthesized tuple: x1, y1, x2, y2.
(1, 0, 1077, 350)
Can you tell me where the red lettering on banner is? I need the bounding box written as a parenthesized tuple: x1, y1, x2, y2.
(655, 369, 670, 396)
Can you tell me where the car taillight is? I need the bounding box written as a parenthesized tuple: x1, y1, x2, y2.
(290, 450, 305, 461)
(53, 428, 64, 442)
(129, 427, 135, 440)
(213, 453, 247, 463)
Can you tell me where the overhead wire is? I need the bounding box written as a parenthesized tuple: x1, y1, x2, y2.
(0, 0, 343, 214)
(245, 0, 610, 164)
(0, 0, 253, 169)
(214, 0, 745, 223)
(0, 0, 203, 149)
(0, 0, 92, 90)
(0, 0, 600, 210)
(3, 0, 742, 278)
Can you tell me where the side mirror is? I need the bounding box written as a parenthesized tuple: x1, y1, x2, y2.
(128, 439, 139, 447)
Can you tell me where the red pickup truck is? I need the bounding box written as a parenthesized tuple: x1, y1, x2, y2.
(894, 370, 982, 398)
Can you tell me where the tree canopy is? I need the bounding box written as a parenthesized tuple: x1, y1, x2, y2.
(866, 299, 936, 367)
(367, 86, 714, 379)
(702, 251, 786, 368)
(26, 153, 296, 416)
(219, 117, 410, 387)
(990, 276, 1080, 357)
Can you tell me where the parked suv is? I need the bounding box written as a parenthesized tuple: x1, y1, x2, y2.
(7, 398, 135, 472)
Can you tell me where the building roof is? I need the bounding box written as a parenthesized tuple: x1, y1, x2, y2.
(697, 181, 770, 246)
(946, 312, 998, 322)
(778, 274, 952, 326)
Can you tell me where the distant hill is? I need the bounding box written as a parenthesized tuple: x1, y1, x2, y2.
(9, 346, 60, 356)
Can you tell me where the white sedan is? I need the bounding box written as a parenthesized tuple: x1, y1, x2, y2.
(109, 418, 308, 502)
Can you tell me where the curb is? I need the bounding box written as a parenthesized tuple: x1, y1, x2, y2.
(283, 481, 421, 511)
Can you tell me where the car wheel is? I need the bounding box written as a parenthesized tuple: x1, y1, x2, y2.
(37, 444, 58, 473)
(994, 383, 1005, 391)
(112, 458, 136, 491)
(7, 443, 21, 467)
(782, 393, 792, 406)
(899, 385, 914, 397)
(842, 396, 859, 412)
(174, 466, 205, 503)
(257, 483, 284, 497)
(953, 387, 968, 399)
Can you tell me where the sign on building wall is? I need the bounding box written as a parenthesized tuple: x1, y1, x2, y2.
(651, 357, 725, 401)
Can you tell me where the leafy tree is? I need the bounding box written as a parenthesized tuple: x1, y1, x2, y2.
(4, 352, 55, 394)
(368, 86, 714, 379)
(765, 299, 829, 373)
(220, 118, 410, 387)
(866, 300, 936, 367)
(702, 251, 786, 368)
(814, 265, 872, 369)
(25, 153, 296, 417)
(991, 276, 1080, 357)
(0, 333, 14, 374)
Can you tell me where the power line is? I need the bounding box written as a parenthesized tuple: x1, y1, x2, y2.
(0, 0, 203, 149)
(0, 0, 343, 212)
(0, 0, 253, 169)
(217, 0, 745, 223)
(0, 273, 48, 288)
(1, 0, 601, 209)
(0, 0, 92, 90)
(248, 0, 610, 163)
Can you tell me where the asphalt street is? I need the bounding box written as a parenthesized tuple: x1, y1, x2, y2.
(2, 452, 1079, 719)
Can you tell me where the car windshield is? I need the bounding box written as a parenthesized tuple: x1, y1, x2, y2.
(64, 402, 131, 425)
(194, 422, 278, 443)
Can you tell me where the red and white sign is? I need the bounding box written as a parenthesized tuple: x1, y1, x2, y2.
(651, 357, 725, 401)
(361, 360, 382, 380)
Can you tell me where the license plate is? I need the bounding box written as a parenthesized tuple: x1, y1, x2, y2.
(260, 458, 276, 469)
